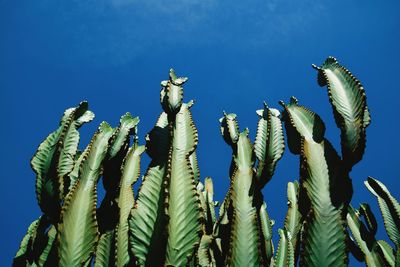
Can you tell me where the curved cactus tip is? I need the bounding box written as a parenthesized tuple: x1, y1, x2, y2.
(269, 108, 280, 117)
(243, 127, 250, 136)
(328, 55, 337, 61)
(321, 56, 338, 67)
(311, 63, 319, 70)
(79, 100, 89, 108)
(256, 101, 270, 117)
(73, 100, 91, 119)
(197, 181, 204, 191)
(278, 100, 286, 107)
(219, 111, 227, 123)
(262, 201, 268, 209)
(289, 96, 298, 104)
(364, 177, 391, 202)
(312, 56, 338, 70)
(120, 112, 139, 123)
(359, 202, 378, 234)
(221, 111, 237, 120)
(364, 176, 376, 189)
(161, 80, 168, 87)
(169, 68, 176, 79)
(99, 121, 112, 131)
(205, 176, 213, 187)
(278, 228, 284, 235)
(364, 176, 387, 193)
(187, 99, 195, 108)
(168, 68, 188, 85)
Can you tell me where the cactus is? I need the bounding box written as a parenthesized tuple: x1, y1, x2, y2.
(13, 59, 399, 267)
(215, 103, 284, 266)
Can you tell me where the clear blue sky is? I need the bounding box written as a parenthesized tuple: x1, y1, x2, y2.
(1, 0, 399, 265)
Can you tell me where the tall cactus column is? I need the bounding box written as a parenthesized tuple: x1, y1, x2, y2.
(129, 69, 203, 267)
(216, 101, 284, 267)
(278, 57, 371, 267)
(280, 97, 350, 267)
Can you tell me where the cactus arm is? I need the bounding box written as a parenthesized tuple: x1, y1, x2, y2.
(279, 97, 325, 154)
(225, 130, 262, 266)
(347, 205, 386, 267)
(212, 196, 231, 264)
(259, 202, 274, 265)
(74, 108, 95, 127)
(57, 123, 80, 197)
(196, 177, 219, 266)
(37, 225, 57, 267)
(254, 103, 285, 187)
(281, 99, 348, 267)
(165, 103, 202, 266)
(129, 163, 167, 266)
(197, 181, 207, 213)
(254, 107, 269, 166)
(204, 177, 217, 234)
(32, 102, 93, 222)
(58, 103, 95, 197)
(284, 181, 302, 257)
(33, 126, 63, 214)
(108, 113, 139, 159)
(129, 112, 170, 266)
(58, 122, 113, 267)
(365, 177, 400, 247)
(100, 113, 139, 201)
(13, 218, 40, 265)
(274, 229, 294, 267)
(219, 112, 240, 146)
(160, 69, 187, 114)
(94, 230, 115, 267)
(14, 216, 57, 267)
(95, 112, 139, 250)
(359, 203, 378, 236)
(377, 240, 396, 267)
(313, 57, 370, 168)
(300, 139, 348, 267)
(115, 145, 144, 267)
(190, 151, 200, 184)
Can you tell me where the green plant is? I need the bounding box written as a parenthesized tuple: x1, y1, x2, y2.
(14, 58, 399, 267)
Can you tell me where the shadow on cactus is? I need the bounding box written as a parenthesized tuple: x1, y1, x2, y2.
(14, 59, 399, 267)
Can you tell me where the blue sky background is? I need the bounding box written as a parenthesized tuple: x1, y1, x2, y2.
(1, 0, 399, 265)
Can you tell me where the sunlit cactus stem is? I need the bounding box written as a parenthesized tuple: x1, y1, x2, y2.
(14, 59, 400, 267)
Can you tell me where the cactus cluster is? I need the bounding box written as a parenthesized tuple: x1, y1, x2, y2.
(14, 58, 399, 267)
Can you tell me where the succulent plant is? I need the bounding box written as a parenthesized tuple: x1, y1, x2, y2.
(14, 58, 398, 267)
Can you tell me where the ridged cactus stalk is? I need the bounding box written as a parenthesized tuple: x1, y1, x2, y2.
(14, 58, 399, 267)
(129, 70, 203, 267)
(214, 102, 284, 266)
